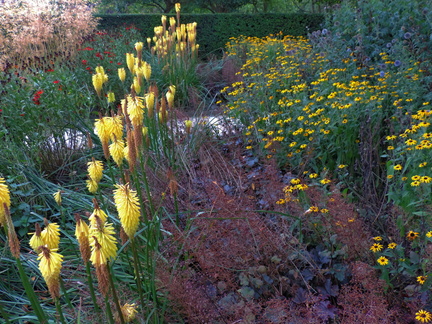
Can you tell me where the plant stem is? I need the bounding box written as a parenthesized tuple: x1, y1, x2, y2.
(104, 296, 115, 324)
(85, 261, 101, 313)
(107, 263, 125, 324)
(130, 238, 145, 308)
(15, 257, 48, 323)
(55, 297, 67, 324)
(60, 278, 74, 310)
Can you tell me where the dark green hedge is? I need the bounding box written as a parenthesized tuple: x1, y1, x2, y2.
(95, 13, 324, 56)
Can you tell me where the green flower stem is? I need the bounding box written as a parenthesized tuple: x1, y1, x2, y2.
(104, 296, 115, 324)
(55, 297, 67, 324)
(107, 263, 125, 324)
(85, 261, 101, 313)
(130, 238, 145, 310)
(15, 257, 48, 323)
(60, 278, 73, 310)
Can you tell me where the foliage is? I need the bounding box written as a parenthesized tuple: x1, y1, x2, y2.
(95, 13, 324, 55)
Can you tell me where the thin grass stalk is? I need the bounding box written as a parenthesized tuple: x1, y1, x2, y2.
(0, 300, 11, 324)
(15, 257, 48, 324)
(60, 278, 74, 310)
(85, 261, 101, 313)
(107, 263, 125, 324)
(130, 238, 145, 309)
(54, 297, 67, 324)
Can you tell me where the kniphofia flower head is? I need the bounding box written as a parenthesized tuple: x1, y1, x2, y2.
(41, 220, 60, 250)
(109, 138, 125, 166)
(89, 199, 108, 227)
(75, 214, 90, 262)
(121, 303, 138, 322)
(38, 245, 63, 299)
(29, 223, 44, 254)
(87, 159, 104, 183)
(126, 95, 144, 127)
(89, 218, 118, 266)
(0, 177, 11, 226)
(86, 178, 99, 194)
(53, 190, 62, 206)
(113, 183, 141, 239)
(118, 67, 126, 82)
(142, 62, 151, 82)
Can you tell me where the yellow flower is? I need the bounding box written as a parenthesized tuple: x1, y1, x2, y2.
(175, 2, 181, 12)
(417, 275, 428, 285)
(388, 242, 397, 249)
(338, 164, 347, 169)
(109, 138, 125, 166)
(87, 160, 104, 183)
(0, 177, 11, 226)
(320, 179, 331, 185)
(75, 215, 90, 263)
(407, 231, 419, 241)
(377, 256, 389, 266)
(121, 303, 138, 322)
(41, 222, 61, 250)
(29, 223, 44, 254)
(416, 310, 432, 323)
(94, 117, 111, 145)
(38, 245, 63, 299)
(53, 190, 62, 206)
(373, 236, 383, 241)
(370, 243, 384, 252)
(393, 164, 403, 171)
(92, 73, 104, 96)
(426, 231, 432, 238)
(127, 95, 144, 127)
(107, 91, 115, 103)
(90, 219, 118, 266)
(142, 62, 152, 81)
(113, 183, 141, 239)
(86, 178, 99, 194)
(118, 68, 126, 82)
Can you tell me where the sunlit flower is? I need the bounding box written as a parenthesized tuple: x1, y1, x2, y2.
(38, 245, 63, 299)
(109, 138, 125, 166)
(388, 242, 397, 249)
(41, 221, 61, 250)
(393, 164, 403, 171)
(121, 303, 138, 322)
(89, 219, 118, 266)
(0, 177, 11, 226)
(407, 231, 419, 241)
(86, 178, 99, 194)
(417, 275, 428, 285)
(29, 223, 44, 254)
(53, 190, 62, 206)
(370, 243, 384, 252)
(416, 310, 432, 323)
(87, 160, 104, 183)
(113, 183, 141, 239)
(426, 231, 432, 238)
(377, 256, 389, 266)
(373, 236, 383, 241)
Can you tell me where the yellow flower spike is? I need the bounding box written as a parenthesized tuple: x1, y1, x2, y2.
(169, 17, 176, 28)
(95, 66, 105, 75)
(121, 303, 138, 322)
(87, 159, 104, 183)
(126, 53, 135, 74)
(0, 177, 12, 226)
(107, 91, 115, 103)
(113, 183, 141, 239)
(145, 92, 155, 117)
(89, 218, 118, 265)
(175, 2, 180, 12)
(126, 95, 145, 127)
(142, 62, 152, 82)
(38, 245, 63, 299)
(92, 73, 104, 97)
(41, 220, 61, 250)
(135, 42, 144, 56)
(166, 89, 174, 109)
(75, 214, 90, 263)
(86, 178, 99, 194)
(185, 119, 193, 134)
(53, 190, 62, 206)
(29, 223, 44, 254)
(118, 67, 126, 82)
(89, 199, 108, 226)
(132, 77, 141, 94)
(109, 137, 125, 166)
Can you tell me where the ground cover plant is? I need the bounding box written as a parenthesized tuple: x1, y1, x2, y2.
(1, 0, 432, 323)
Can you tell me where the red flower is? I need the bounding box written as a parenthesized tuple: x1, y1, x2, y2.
(95, 52, 103, 59)
(82, 60, 88, 65)
(46, 69, 54, 72)
(86, 67, 92, 70)
(32, 89, 44, 105)
(109, 61, 113, 63)
(53, 80, 60, 84)
(117, 62, 122, 65)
